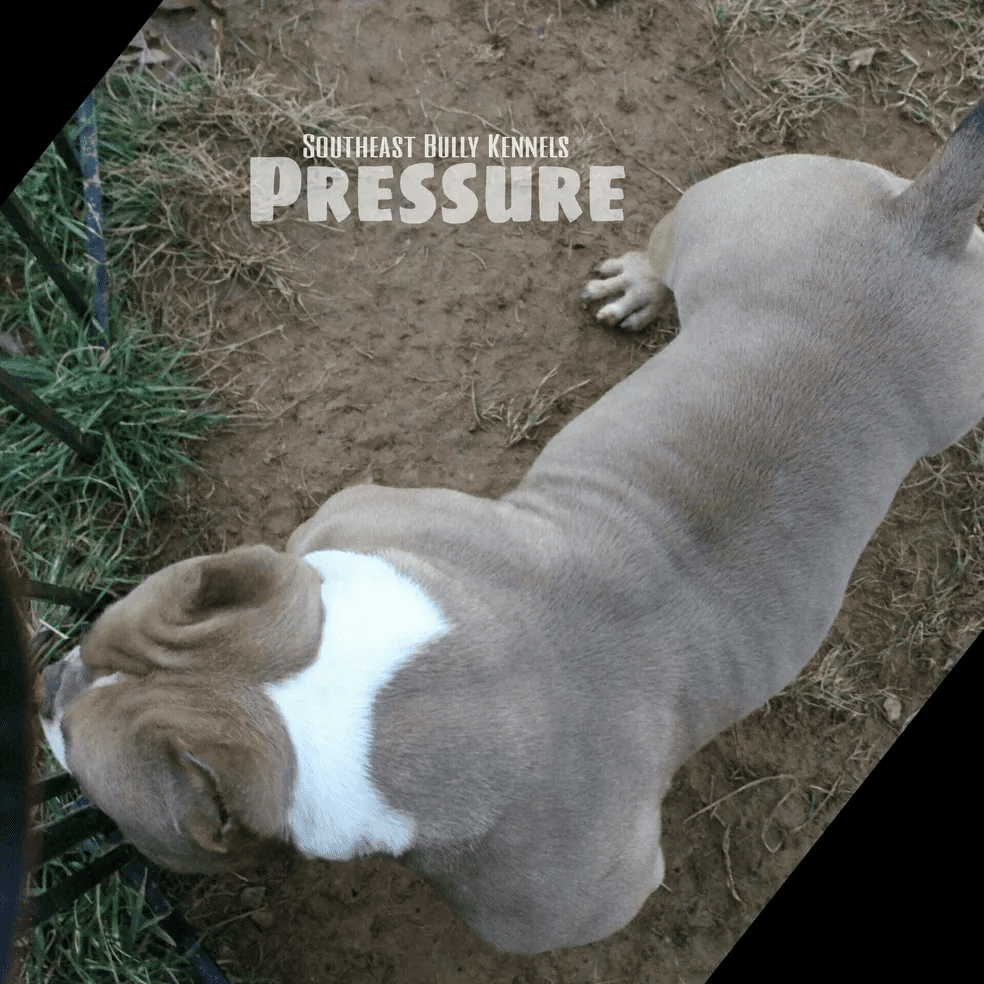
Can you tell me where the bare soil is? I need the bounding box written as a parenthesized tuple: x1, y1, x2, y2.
(134, 2, 982, 982)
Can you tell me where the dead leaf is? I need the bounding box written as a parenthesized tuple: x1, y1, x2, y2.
(883, 694, 902, 722)
(847, 47, 877, 72)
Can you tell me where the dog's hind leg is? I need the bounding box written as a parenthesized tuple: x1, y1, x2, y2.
(580, 208, 675, 330)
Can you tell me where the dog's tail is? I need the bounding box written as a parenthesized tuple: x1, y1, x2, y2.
(889, 96, 984, 255)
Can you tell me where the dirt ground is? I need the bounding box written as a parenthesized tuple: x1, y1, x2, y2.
(118, 1, 983, 982)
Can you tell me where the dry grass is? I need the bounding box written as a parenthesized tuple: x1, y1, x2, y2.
(95, 62, 384, 402)
(788, 427, 984, 721)
(475, 366, 591, 446)
(702, 0, 984, 148)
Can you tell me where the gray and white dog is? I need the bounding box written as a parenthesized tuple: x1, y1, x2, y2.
(41, 97, 984, 953)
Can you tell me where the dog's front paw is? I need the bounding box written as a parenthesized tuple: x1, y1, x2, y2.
(579, 252, 667, 330)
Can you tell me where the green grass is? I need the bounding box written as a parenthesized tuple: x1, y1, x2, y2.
(1, 74, 225, 649)
(25, 848, 198, 984)
(5, 61, 356, 983)
(2, 73, 226, 984)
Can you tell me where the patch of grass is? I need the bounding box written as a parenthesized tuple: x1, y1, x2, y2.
(5, 60, 369, 984)
(0, 75, 237, 984)
(1, 131, 225, 650)
(21, 853, 197, 984)
(476, 366, 591, 446)
(95, 66, 371, 324)
(703, 0, 984, 149)
(1, 317, 223, 590)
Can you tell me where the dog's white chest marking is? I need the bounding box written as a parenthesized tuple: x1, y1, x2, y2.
(266, 550, 447, 860)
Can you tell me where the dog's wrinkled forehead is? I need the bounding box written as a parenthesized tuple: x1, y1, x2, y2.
(72, 544, 325, 683)
(76, 557, 212, 678)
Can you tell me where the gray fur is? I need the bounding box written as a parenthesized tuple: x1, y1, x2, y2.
(290, 97, 984, 951)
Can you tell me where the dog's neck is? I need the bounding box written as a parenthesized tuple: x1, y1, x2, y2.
(265, 550, 448, 859)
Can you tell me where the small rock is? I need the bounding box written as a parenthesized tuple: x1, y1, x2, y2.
(883, 694, 902, 722)
(240, 886, 266, 909)
(250, 909, 275, 929)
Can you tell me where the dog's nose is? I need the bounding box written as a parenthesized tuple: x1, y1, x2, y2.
(39, 659, 67, 719)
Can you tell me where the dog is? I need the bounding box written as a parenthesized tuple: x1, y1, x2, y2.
(40, 97, 984, 954)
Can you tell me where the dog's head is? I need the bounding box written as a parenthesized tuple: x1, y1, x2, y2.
(38, 545, 324, 872)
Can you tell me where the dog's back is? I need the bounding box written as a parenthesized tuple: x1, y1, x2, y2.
(441, 101, 984, 951)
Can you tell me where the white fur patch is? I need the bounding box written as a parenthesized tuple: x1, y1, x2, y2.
(266, 549, 448, 860)
(39, 647, 125, 772)
(91, 671, 127, 690)
(40, 704, 69, 771)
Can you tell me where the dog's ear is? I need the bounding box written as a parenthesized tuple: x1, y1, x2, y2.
(173, 745, 236, 854)
(187, 545, 286, 614)
(165, 736, 294, 871)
